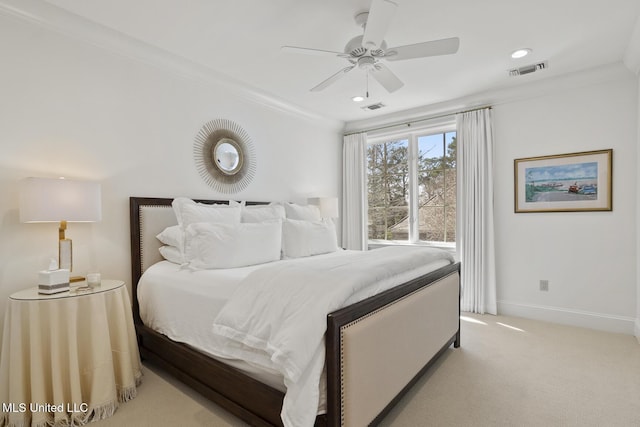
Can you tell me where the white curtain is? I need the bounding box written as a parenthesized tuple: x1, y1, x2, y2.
(456, 108, 497, 314)
(342, 132, 368, 250)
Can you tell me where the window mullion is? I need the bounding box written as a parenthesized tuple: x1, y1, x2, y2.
(408, 135, 419, 243)
(442, 133, 447, 243)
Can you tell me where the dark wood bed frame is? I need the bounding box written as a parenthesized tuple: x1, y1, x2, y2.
(129, 197, 460, 426)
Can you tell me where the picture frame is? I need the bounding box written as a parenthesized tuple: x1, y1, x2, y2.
(514, 149, 612, 213)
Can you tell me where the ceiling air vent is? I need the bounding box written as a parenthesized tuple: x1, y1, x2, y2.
(362, 102, 385, 111)
(509, 61, 548, 77)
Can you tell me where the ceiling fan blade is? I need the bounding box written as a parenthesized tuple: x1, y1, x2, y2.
(385, 37, 460, 61)
(281, 46, 350, 58)
(310, 66, 356, 92)
(362, 0, 399, 50)
(370, 63, 404, 93)
(280, 46, 351, 58)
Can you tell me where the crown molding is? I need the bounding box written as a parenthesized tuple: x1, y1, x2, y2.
(0, 0, 343, 130)
(624, 15, 640, 76)
(344, 61, 635, 134)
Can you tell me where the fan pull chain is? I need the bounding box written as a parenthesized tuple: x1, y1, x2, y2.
(366, 72, 370, 98)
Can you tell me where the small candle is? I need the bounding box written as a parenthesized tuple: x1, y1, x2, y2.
(87, 273, 101, 288)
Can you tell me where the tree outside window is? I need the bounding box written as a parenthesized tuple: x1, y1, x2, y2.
(367, 131, 456, 245)
(367, 139, 409, 240)
(417, 132, 456, 242)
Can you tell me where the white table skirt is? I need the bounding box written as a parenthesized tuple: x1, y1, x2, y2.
(0, 282, 142, 427)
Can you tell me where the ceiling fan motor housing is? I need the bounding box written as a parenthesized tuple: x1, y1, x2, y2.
(344, 35, 387, 57)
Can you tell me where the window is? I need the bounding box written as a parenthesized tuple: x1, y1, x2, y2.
(367, 128, 456, 246)
(367, 139, 409, 240)
(417, 132, 457, 243)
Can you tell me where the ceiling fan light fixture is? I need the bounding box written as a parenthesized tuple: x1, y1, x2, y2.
(358, 56, 376, 70)
(511, 48, 532, 59)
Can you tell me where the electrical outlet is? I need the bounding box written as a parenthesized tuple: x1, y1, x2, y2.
(539, 280, 549, 291)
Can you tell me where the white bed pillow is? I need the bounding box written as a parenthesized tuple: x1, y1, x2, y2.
(156, 225, 184, 252)
(241, 204, 286, 223)
(281, 218, 338, 259)
(172, 197, 241, 227)
(158, 245, 186, 265)
(283, 203, 321, 221)
(184, 221, 282, 269)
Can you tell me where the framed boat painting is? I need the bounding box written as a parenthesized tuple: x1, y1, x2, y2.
(514, 149, 612, 213)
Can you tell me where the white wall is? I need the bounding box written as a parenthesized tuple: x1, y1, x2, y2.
(493, 68, 638, 334)
(0, 13, 343, 332)
(347, 63, 638, 335)
(636, 74, 640, 341)
(624, 13, 640, 342)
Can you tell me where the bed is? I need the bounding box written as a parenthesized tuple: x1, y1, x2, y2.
(129, 196, 461, 426)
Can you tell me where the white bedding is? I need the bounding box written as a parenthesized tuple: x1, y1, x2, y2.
(138, 247, 454, 426)
(138, 250, 361, 391)
(212, 246, 454, 427)
(137, 259, 288, 390)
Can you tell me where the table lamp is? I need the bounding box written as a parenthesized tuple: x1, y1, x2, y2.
(19, 177, 102, 282)
(308, 197, 339, 219)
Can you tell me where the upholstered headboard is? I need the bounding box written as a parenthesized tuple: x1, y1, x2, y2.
(128, 197, 267, 323)
(130, 198, 175, 287)
(139, 204, 177, 271)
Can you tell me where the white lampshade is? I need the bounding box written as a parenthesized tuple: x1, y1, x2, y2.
(20, 177, 102, 223)
(308, 197, 339, 219)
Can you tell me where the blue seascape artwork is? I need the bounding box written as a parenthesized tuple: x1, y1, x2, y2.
(525, 162, 598, 203)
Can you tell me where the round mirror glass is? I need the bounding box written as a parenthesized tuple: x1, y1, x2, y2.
(213, 138, 243, 175)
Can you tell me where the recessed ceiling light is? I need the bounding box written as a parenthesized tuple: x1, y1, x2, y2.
(511, 48, 532, 59)
(352, 96, 365, 102)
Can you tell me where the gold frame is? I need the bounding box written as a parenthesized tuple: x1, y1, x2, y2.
(514, 149, 612, 213)
(58, 220, 84, 282)
(213, 137, 244, 176)
(193, 118, 256, 194)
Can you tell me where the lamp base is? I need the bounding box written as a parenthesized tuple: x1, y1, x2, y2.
(60, 235, 84, 283)
(59, 238, 73, 271)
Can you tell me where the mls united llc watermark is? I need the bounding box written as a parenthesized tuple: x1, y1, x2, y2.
(3, 402, 89, 413)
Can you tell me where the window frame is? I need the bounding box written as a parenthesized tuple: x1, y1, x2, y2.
(366, 120, 456, 249)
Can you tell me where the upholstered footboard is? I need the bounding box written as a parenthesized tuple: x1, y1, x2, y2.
(326, 264, 460, 426)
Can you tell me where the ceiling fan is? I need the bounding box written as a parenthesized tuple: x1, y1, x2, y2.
(282, 0, 460, 95)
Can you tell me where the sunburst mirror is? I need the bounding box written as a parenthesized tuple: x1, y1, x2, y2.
(193, 119, 256, 193)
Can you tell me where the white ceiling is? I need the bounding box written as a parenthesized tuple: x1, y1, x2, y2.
(36, 0, 640, 123)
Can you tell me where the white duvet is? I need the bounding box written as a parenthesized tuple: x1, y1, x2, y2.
(211, 246, 454, 427)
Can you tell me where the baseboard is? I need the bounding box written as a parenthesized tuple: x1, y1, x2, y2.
(497, 300, 636, 335)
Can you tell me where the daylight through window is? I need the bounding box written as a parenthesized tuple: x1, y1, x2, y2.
(367, 130, 456, 246)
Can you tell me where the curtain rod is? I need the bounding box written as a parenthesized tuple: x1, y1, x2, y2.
(343, 105, 492, 137)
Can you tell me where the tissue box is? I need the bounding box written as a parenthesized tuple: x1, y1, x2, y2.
(38, 269, 70, 294)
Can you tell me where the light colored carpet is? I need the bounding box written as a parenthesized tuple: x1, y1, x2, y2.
(94, 314, 640, 426)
